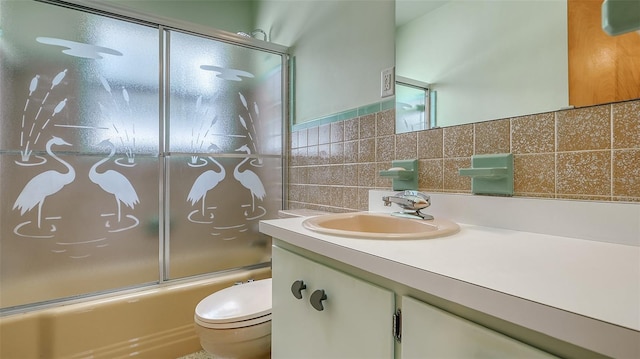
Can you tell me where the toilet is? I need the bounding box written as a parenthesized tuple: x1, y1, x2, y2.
(194, 278, 272, 359)
(194, 211, 328, 358)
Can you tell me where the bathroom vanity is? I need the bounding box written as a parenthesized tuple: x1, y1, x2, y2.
(260, 192, 640, 359)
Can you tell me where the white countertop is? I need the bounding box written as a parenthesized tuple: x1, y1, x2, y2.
(260, 204, 640, 358)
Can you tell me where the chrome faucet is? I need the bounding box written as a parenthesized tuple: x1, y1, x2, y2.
(382, 190, 433, 220)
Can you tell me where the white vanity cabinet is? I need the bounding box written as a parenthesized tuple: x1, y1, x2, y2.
(401, 296, 557, 359)
(271, 245, 395, 359)
(272, 244, 557, 359)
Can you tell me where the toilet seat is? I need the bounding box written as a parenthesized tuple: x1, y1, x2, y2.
(195, 278, 272, 329)
(195, 313, 271, 329)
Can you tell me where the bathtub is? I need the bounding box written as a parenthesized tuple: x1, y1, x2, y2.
(0, 267, 271, 359)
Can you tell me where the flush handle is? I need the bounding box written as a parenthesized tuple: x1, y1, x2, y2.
(291, 280, 307, 299)
(310, 289, 327, 311)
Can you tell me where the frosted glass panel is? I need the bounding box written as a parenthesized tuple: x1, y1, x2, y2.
(0, 1, 160, 308)
(168, 30, 283, 156)
(0, 1, 284, 310)
(0, 0, 160, 154)
(167, 155, 281, 278)
(1, 153, 160, 308)
(168, 30, 283, 278)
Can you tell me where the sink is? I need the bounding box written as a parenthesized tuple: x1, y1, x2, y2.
(302, 212, 459, 239)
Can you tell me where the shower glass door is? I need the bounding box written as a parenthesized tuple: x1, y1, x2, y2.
(166, 30, 283, 279)
(0, 0, 285, 311)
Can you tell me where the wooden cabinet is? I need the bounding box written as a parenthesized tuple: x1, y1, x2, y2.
(568, 0, 640, 106)
(271, 245, 395, 359)
(272, 243, 557, 359)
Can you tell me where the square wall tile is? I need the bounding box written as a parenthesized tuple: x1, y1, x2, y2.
(319, 124, 331, 145)
(613, 149, 640, 198)
(443, 124, 473, 158)
(330, 186, 344, 208)
(357, 187, 370, 211)
(443, 158, 471, 192)
(306, 184, 320, 203)
(288, 184, 307, 203)
(557, 151, 611, 196)
(513, 154, 555, 195)
(376, 109, 395, 136)
(358, 138, 376, 163)
(306, 166, 321, 185)
(475, 119, 510, 154)
(376, 135, 395, 162)
(318, 144, 330, 165)
(344, 118, 359, 141)
(306, 145, 318, 165)
(344, 141, 358, 163)
(315, 186, 332, 206)
(344, 164, 358, 186)
(557, 105, 610, 152)
(343, 187, 358, 211)
(292, 147, 306, 166)
(417, 128, 443, 159)
(288, 166, 300, 184)
(298, 128, 308, 148)
(331, 121, 344, 143)
(359, 114, 376, 139)
(358, 163, 376, 187)
(511, 112, 554, 154)
(418, 159, 443, 191)
(330, 143, 344, 164)
(290, 131, 299, 149)
(307, 126, 319, 146)
(613, 100, 640, 149)
(329, 165, 345, 185)
(395, 131, 417, 160)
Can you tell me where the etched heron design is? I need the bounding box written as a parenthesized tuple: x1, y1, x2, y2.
(89, 140, 139, 223)
(13, 136, 75, 228)
(234, 145, 266, 213)
(187, 145, 226, 217)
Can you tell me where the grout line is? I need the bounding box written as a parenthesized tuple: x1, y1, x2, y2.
(554, 111, 558, 198)
(610, 104, 614, 197)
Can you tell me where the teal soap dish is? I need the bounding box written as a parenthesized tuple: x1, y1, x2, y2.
(379, 167, 415, 180)
(458, 153, 513, 195)
(458, 167, 509, 178)
(379, 159, 418, 190)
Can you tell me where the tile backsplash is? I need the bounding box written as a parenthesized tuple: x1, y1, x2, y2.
(288, 99, 640, 212)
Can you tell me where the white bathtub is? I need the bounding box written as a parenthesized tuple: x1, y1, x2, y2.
(0, 267, 271, 359)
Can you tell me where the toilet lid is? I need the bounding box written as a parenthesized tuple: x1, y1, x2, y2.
(195, 278, 272, 325)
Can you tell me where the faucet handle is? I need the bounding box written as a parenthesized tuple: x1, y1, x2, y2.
(382, 191, 431, 210)
(401, 191, 431, 209)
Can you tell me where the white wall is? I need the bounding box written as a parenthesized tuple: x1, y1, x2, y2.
(396, 0, 568, 127)
(257, 0, 396, 124)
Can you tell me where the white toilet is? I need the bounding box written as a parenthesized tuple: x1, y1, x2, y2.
(194, 278, 272, 359)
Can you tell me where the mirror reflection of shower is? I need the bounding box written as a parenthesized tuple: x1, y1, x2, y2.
(236, 29, 267, 41)
(395, 76, 432, 134)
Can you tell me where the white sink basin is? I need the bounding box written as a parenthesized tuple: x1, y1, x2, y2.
(302, 212, 459, 239)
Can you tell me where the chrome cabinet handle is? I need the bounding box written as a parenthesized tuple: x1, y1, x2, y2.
(310, 289, 327, 311)
(291, 280, 307, 299)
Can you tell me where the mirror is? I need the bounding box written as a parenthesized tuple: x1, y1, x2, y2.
(395, 0, 640, 131)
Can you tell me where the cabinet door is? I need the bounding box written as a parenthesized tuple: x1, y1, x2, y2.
(401, 296, 557, 359)
(272, 245, 395, 359)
